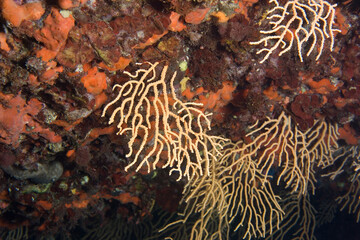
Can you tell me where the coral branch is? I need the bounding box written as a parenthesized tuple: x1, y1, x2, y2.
(250, 0, 341, 63)
(102, 62, 226, 180)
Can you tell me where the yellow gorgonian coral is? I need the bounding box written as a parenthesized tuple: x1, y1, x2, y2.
(102, 62, 226, 180)
(250, 0, 341, 63)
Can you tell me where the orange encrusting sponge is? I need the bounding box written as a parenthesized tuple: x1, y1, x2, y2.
(0, 0, 45, 27)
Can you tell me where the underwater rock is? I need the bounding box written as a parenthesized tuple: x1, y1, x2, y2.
(2, 161, 63, 183)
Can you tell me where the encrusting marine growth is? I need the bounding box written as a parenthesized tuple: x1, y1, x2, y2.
(1, 0, 358, 238)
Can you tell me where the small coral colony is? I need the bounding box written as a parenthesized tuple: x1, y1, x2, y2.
(0, 0, 359, 239)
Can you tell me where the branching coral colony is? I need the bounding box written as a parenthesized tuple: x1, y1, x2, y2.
(160, 139, 284, 240)
(250, 0, 341, 63)
(242, 112, 339, 196)
(102, 62, 227, 180)
(102, 62, 343, 239)
(326, 146, 360, 222)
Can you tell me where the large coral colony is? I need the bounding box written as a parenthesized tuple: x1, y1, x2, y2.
(0, 0, 359, 239)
